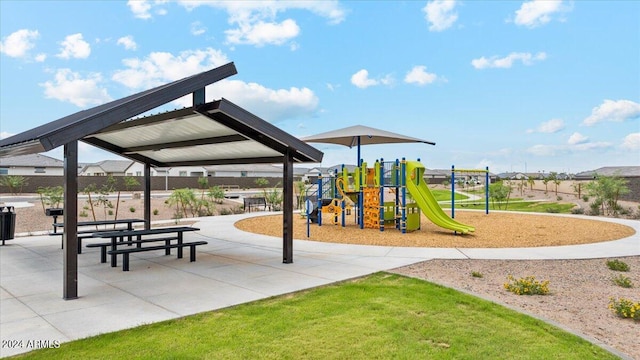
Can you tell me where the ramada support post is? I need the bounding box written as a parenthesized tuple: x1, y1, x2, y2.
(283, 149, 294, 263)
(144, 163, 151, 230)
(63, 141, 78, 300)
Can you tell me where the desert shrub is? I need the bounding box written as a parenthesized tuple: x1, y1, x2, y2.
(588, 200, 602, 216)
(545, 208, 560, 213)
(218, 208, 233, 215)
(504, 275, 549, 295)
(79, 210, 88, 217)
(608, 297, 640, 321)
(571, 208, 584, 215)
(582, 195, 589, 202)
(0, 175, 28, 194)
(232, 206, 244, 214)
(471, 271, 483, 278)
(108, 210, 113, 216)
(153, 209, 159, 215)
(129, 207, 136, 213)
(606, 259, 630, 272)
(556, 196, 563, 201)
(254, 178, 269, 187)
(612, 275, 633, 288)
(36, 185, 64, 211)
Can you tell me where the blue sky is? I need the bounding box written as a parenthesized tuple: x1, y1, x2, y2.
(1, 0, 638, 174)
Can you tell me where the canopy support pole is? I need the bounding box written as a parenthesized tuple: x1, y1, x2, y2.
(144, 163, 151, 230)
(283, 148, 294, 263)
(63, 140, 78, 300)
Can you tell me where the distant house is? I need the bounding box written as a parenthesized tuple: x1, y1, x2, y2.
(79, 160, 134, 176)
(205, 164, 284, 178)
(575, 166, 640, 202)
(125, 163, 208, 177)
(0, 153, 65, 176)
(574, 166, 640, 180)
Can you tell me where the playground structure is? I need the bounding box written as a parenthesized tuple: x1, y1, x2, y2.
(306, 159, 480, 235)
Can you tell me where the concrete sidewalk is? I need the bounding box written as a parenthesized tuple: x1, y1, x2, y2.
(1, 212, 638, 357)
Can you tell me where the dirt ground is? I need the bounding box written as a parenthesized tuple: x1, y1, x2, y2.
(9, 195, 244, 234)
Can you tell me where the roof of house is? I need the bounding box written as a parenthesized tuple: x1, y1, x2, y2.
(575, 166, 640, 178)
(0, 153, 64, 167)
(205, 164, 283, 173)
(85, 160, 134, 173)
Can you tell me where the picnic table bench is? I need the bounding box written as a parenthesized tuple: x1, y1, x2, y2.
(49, 219, 146, 254)
(89, 226, 205, 271)
(243, 197, 266, 212)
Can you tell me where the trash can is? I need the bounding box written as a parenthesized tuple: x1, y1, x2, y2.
(1, 206, 16, 245)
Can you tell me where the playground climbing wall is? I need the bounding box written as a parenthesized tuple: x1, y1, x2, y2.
(363, 187, 380, 229)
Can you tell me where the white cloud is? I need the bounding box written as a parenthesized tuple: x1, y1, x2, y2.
(40, 68, 112, 107)
(380, 74, 395, 86)
(350, 69, 378, 89)
(472, 52, 546, 69)
(514, 0, 567, 28)
(200, 80, 319, 122)
(191, 21, 207, 36)
(527, 141, 612, 156)
(0, 131, 15, 140)
(34, 53, 47, 62)
(423, 0, 458, 32)
(111, 47, 317, 122)
(117, 36, 137, 50)
(621, 133, 640, 151)
(404, 66, 439, 85)
(172, 1, 346, 47)
(127, 0, 152, 19)
(527, 118, 565, 134)
(582, 99, 640, 126)
(225, 19, 300, 46)
(112, 48, 230, 89)
(0, 29, 39, 58)
(567, 132, 588, 145)
(56, 33, 91, 59)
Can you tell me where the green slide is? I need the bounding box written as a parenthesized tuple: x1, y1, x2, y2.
(405, 161, 475, 234)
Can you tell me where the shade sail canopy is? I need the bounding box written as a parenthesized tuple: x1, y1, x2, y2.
(301, 125, 435, 148)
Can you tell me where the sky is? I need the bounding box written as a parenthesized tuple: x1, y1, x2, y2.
(1, 0, 639, 174)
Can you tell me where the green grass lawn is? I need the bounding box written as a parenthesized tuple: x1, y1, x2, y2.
(429, 189, 468, 201)
(16, 273, 616, 360)
(443, 200, 576, 213)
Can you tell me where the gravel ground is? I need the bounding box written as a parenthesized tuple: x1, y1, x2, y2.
(391, 258, 640, 360)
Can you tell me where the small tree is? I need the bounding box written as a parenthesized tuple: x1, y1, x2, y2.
(263, 182, 283, 211)
(585, 173, 630, 216)
(254, 177, 269, 188)
(489, 181, 512, 210)
(166, 188, 198, 218)
(36, 186, 64, 213)
(0, 175, 28, 195)
(542, 177, 550, 194)
(123, 176, 140, 192)
(294, 181, 307, 209)
(527, 177, 535, 191)
(548, 172, 560, 196)
(207, 186, 225, 204)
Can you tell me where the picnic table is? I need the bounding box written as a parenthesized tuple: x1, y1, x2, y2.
(50, 219, 146, 254)
(89, 226, 206, 271)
